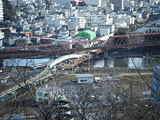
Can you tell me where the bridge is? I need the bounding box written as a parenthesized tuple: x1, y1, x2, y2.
(1, 32, 160, 59)
(0, 53, 86, 102)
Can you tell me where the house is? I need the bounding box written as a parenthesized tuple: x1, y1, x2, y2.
(15, 37, 32, 46)
(76, 74, 94, 84)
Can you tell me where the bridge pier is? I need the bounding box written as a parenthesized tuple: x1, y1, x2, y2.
(104, 50, 109, 59)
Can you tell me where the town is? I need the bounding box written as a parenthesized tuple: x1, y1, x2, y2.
(0, 0, 160, 119)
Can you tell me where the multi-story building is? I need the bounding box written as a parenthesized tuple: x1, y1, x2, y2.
(110, 0, 124, 10)
(80, 12, 113, 27)
(54, 0, 79, 6)
(152, 66, 160, 107)
(69, 14, 86, 29)
(84, 0, 102, 7)
(56, 30, 72, 42)
(0, 31, 4, 47)
(97, 24, 115, 36)
(0, 0, 3, 21)
(109, 13, 135, 26)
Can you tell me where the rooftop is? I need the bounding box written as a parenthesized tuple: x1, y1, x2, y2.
(76, 74, 93, 78)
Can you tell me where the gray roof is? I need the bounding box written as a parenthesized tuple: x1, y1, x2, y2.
(76, 74, 93, 78)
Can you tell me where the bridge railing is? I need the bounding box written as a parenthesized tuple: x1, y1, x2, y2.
(1, 33, 160, 59)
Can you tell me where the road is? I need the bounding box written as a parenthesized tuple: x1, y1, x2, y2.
(0, 53, 87, 101)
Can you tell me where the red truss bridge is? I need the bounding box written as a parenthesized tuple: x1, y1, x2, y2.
(1, 32, 160, 59)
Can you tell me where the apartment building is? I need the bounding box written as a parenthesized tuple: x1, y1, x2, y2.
(110, 0, 124, 10)
(0, 0, 3, 21)
(69, 14, 86, 29)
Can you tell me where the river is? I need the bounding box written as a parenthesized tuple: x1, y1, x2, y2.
(3, 55, 160, 69)
(92, 56, 160, 69)
(3, 48, 160, 69)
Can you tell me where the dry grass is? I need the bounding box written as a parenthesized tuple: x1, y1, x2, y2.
(54, 74, 76, 81)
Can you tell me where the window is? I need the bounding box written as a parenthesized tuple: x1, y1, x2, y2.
(38, 98, 43, 102)
(44, 93, 49, 97)
(80, 79, 87, 82)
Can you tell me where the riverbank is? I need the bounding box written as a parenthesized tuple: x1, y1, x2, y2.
(52, 68, 152, 82)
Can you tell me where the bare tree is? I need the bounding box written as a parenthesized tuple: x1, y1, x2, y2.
(0, 59, 48, 119)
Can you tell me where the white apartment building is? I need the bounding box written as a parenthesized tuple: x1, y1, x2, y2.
(56, 30, 72, 42)
(98, 24, 115, 36)
(109, 13, 135, 26)
(115, 21, 128, 28)
(0, 0, 3, 21)
(0, 31, 4, 47)
(106, 14, 113, 24)
(83, 13, 113, 27)
(91, 20, 107, 27)
(69, 14, 86, 29)
(84, 0, 102, 7)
